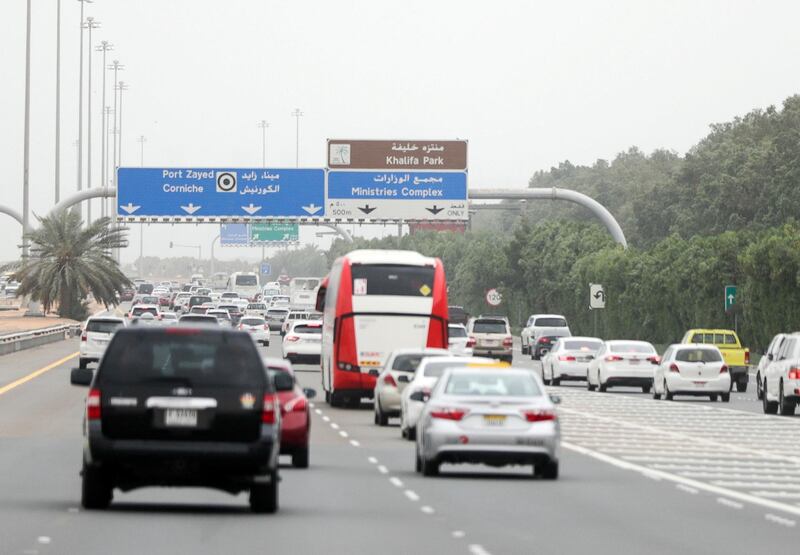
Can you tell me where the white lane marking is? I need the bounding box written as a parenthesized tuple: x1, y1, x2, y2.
(37, 537, 51, 545)
(330, 422, 339, 430)
(314, 409, 322, 415)
(368, 456, 378, 464)
(389, 477, 404, 488)
(404, 490, 420, 502)
(339, 430, 349, 438)
(765, 513, 796, 527)
(421, 505, 435, 514)
(322, 416, 330, 422)
(562, 441, 800, 518)
(468, 545, 492, 555)
(676, 484, 699, 495)
(350, 439, 361, 447)
(452, 531, 466, 539)
(67, 507, 79, 513)
(309, 402, 315, 408)
(378, 465, 389, 474)
(717, 497, 744, 509)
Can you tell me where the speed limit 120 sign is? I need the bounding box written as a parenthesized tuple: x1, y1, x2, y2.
(485, 288, 503, 306)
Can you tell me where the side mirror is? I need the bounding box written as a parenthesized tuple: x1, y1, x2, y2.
(549, 394, 561, 405)
(397, 374, 410, 383)
(303, 387, 317, 399)
(70, 367, 93, 386)
(272, 372, 295, 392)
(409, 391, 429, 402)
(768, 353, 774, 361)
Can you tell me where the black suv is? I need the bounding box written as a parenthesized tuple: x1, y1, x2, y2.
(71, 327, 281, 513)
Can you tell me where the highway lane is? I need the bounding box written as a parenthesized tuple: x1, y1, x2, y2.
(1, 334, 798, 554)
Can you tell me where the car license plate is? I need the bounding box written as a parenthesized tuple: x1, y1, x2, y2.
(484, 415, 506, 426)
(693, 381, 706, 386)
(484, 340, 497, 347)
(516, 437, 544, 446)
(164, 409, 198, 427)
(629, 359, 640, 365)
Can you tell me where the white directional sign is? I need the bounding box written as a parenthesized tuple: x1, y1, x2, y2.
(485, 288, 503, 307)
(590, 283, 606, 309)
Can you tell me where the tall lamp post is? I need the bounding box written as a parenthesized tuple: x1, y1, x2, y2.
(55, 0, 61, 203)
(84, 16, 100, 223)
(292, 108, 303, 167)
(96, 40, 113, 217)
(117, 81, 128, 167)
(137, 135, 146, 275)
(258, 120, 269, 167)
(22, 0, 32, 258)
(75, 0, 93, 219)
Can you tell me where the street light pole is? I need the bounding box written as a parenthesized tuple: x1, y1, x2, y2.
(84, 16, 100, 224)
(117, 81, 128, 167)
(109, 60, 123, 189)
(104, 105, 113, 216)
(55, 0, 61, 204)
(76, 0, 92, 219)
(258, 120, 269, 167)
(96, 40, 112, 217)
(22, 0, 32, 258)
(292, 108, 303, 168)
(137, 135, 146, 275)
(137, 135, 146, 166)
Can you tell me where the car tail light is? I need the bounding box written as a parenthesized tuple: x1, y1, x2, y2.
(647, 355, 661, 364)
(262, 394, 279, 424)
(238, 324, 244, 330)
(81, 333, 87, 342)
(559, 355, 576, 362)
(430, 407, 468, 421)
(522, 409, 556, 422)
(467, 337, 476, 348)
(605, 355, 623, 362)
(788, 368, 800, 380)
(719, 365, 729, 374)
(86, 388, 101, 420)
(383, 374, 397, 387)
(669, 363, 680, 373)
(286, 335, 300, 342)
(745, 351, 750, 365)
(263, 324, 269, 330)
(503, 337, 513, 347)
(538, 337, 551, 344)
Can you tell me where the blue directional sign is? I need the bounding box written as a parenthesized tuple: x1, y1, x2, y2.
(326, 170, 468, 220)
(220, 223, 249, 246)
(117, 167, 325, 219)
(260, 263, 271, 276)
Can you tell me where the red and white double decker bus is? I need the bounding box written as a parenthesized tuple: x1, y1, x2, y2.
(315, 250, 449, 407)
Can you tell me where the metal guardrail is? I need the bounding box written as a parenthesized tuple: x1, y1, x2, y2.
(0, 324, 81, 356)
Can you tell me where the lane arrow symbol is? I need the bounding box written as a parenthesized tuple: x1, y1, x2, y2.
(593, 290, 606, 302)
(302, 204, 322, 215)
(358, 205, 377, 215)
(119, 203, 140, 214)
(180, 203, 201, 215)
(242, 203, 262, 215)
(426, 205, 444, 215)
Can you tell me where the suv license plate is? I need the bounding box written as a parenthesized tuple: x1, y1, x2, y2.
(165, 409, 198, 427)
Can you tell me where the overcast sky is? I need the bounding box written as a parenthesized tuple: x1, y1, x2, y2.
(2, 0, 799, 264)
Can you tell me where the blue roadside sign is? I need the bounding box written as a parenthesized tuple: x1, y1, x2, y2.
(260, 263, 271, 276)
(220, 223, 249, 246)
(117, 167, 325, 219)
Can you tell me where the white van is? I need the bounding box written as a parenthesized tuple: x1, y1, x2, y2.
(288, 277, 321, 310)
(228, 272, 260, 301)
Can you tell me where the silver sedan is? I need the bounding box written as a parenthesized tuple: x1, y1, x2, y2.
(415, 367, 560, 479)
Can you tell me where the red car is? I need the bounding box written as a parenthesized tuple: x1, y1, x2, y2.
(263, 358, 314, 468)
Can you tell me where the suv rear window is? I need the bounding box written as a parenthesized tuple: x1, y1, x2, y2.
(132, 307, 158, 317)
(534, 317, 567, 327)
(351, 265, 435, 297)
(472, 320, 507, 334)
(86, 320, 124, 333)
(99, 331, 266, 388)
(293, 324, 322, 334)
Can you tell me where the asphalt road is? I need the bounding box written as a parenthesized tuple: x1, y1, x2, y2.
(0, 335, 798, 555)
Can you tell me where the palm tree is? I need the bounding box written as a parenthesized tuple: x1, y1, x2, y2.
(9, 210, 131, 320)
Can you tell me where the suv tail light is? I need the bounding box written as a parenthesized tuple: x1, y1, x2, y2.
(669, 363, 680, 373)
(383, 374, 397, 387)
(86, 388, 101, 420)
(81, 333, 87, 342)
(503, 337, 513, 348)
(788, 368, 800, 380)
(538, 337, 551, 344)
(262, 393, 279, 424)
(430, 407, 468, 421)
(605, 355, 623, 362)
(522, 409, 556, 422)
(745, 350, 750, 365)
(285, 335, 299, 342)
(263, 324, 269, 330)
(559, 355, 576, 362)
(467, 337, 476, 348)
(719, 365, 729, 374)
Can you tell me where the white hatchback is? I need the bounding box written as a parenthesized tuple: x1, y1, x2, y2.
(653, 344, 731, 402)
(238, 315, 271, 346)
(282, 320, 322, 364)
(79, 316, 126, 369)
(541, 336, 603, 385)
(587, 340, 658, 393)
(447, 324, 474, 356)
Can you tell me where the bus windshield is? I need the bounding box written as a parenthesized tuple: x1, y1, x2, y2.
(235, 275, 258, 286)
(351, 265, 435, 297)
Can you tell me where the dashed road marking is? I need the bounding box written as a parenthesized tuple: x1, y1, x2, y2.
(452, 531, 466, 539)
(389, 477, 404, 488)
(37, 537, 51, 545)
(765, 513, 796, 527)
(339, 430, 349, 438)
(676, 484, 699, 495)
(368, 456, 378, 464)
(378, 465, 389, 474)
(468, 545, 492, 555)
(350, 439, 360, 447)
(314, 409, 322, 415)
(330, 422, 339, 430)
(322, 416, 330, 422)
(717, 497, 744, 509)
(421, 505, 435, 514)
(404, 490, 420, 502)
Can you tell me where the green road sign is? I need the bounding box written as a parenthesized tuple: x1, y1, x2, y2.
(250, 223, 299, 243)
(724, 285, 737, 312)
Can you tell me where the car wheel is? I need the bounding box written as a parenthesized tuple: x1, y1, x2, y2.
(249, 470, 279, 513)
(415, 450, 422, 473)
(521, 345, 529, 355)
(664, 381, 674, 401)
(535, 459, 559, 480)
(709, 394, 718, 401)
(421, 456, 439, 477)
(779, 382, 796, 416)
(587, 373, 596, 391)
(756, 373, 763, 400)
(763, 379, 778, 414)
(598, 374, 607, 392)
(329, 390, 342, 408)
(642, 385, 651, 394)
(652, 386, 661, 400)
(292, 446, 310, 469)
(81, 462, 112, 510)
(736, 380, 748, 393)
(720, 392, 730, 402)
(79, 358, 88, 370)
(407, 426, 416, 441)
(375, 401, 389, 426)
(552, 377, 561, 386)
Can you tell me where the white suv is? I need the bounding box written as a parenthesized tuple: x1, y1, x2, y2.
(762, 332, 800, 416)
(79, 316, 126, 369)
(520, 314, 571, 355)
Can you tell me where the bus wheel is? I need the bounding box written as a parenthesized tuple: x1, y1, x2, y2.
(329, 391, 342, 407)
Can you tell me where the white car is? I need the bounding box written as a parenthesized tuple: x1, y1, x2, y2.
(373, 348, 450, 426)
(541, 336, 603, 385)
(245, 302, 268, 317)
(270, 295, 291, 307)
(79, 316, 126, 368)
(447, 324, 474, 356)
(757, 333, 787, 401)
(587, 340, 658, 393)
(127, 304, 160, 321)
(761, 332, 800, 415)
(266, 307, 290, 331)
(159, 312, 178, 325)
(520, 314, 571, 355)
(653, 344, 731, 402)
(206, 309, 233, 327)
(238, 315, 271, 346)
(282, 320, 323, 364)
(400, 356, 495, 440)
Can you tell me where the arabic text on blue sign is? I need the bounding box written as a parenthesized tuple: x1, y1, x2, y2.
(117, 167, 325, 217)
(220, 223, 249, 246)
(327, 171, 467, 200)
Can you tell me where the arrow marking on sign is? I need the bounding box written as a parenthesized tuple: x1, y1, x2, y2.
(302, 204, 322, 215)
(180, 203, 201, 215)
(728, 294, 735, 303)
(593, 290, 606, 302)
(358, 205, 377, 215)
(426, 205, 444, 215)
(242, 203, 262, 215)
(119, 203, 140, 214)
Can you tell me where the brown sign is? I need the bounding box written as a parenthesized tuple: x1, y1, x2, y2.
(327, 139, 467, 170)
